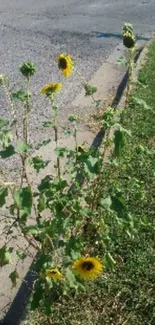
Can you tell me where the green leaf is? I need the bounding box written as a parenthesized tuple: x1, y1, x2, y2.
(24, 225, 41, 236)
(55, 147, 67, 158)
(42, 121, 53, 128)
(63, 128, 74, 136)
(66, 269, 77, 288)
(84, 84, 97, 96)
(29, 156, 50, 173)
(117, 56, 128, 67)
(66, 236, 80, 257)
(37, 194, 46, 213)
(16, 249, 27, 260)
(0, 130, 13, 148)
(34, 254, 52, 272)
(0, 119, 9, 129)
(35, 139, 51, 150)
(102, 108, 115, 128)
(0, 145, 15, 158)
(9, 269, 19, 288)
(132, 97, 152, 111)
(111, 193, 126, 214)
(70, 249, 80, 260)
(16, 140, 31, 153)
(14, 187, 32, 222)
(94, 99, 101, 108)
(100, 196, 112, 209)
(138, 70, 147, 86)
(38, 176, 52, 193)
(0, 187, 8, 207)
(0, 246, 13, 267)
(68, 115, 78, 122)
(114, 129, 125, 157)
(31, 280, 44, 310)
(63, 217, 72, 230)
(104, 252, 116, 270)
(84, 156, 99, 177)
(12, 90, 29, 102)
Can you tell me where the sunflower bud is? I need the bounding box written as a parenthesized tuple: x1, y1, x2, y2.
(20, 61, 36, 78)
(123, 31, 136, 49)
(123, 23, 133, 34)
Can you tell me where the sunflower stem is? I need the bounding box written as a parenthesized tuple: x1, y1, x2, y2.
(51, 96, 61, 180)
(2, 78, 19, 139)
(20, 76, 31, 188)
(125, 46, 135, 109)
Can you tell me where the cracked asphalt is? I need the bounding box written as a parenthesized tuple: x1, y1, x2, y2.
(0, 0, 155, 135)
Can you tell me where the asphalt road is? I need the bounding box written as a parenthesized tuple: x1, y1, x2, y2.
(0, 0, 155, 133)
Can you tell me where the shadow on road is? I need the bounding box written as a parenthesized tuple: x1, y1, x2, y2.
(92, 31, 149, 41)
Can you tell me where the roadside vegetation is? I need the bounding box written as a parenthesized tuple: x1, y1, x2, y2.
(0, 24, 155, 325)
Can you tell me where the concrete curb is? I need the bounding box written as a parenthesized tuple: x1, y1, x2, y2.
(0, 38, 150, 325)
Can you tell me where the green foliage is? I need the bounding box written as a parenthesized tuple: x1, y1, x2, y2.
(35, 139, 51, 150)
(20, 61, 36, 78)
(16, 248, 27, 260)
(114, 126, 130, 157)
(0, 187, 8, 207)
(117, 56, 128, 67)
(12, 90, 31, 102)
(84, 84, 97, 96)
(138, 69, 148, 86)
(68, 114, 78, 122)
(16, 140, 31, 153)
(9, 269, 19, 288)
(0, 130, 13, 148)
(132, 96, 153, 111)
(1, 29, 155, 325)
(0, 118, 9, 129)
(14, 187, 32, 222)
(101, 107, 115, 128)
(29, 156, 50, 173)
(42, 121, 53, 128)
(0, 246, 13, 267)
(114, 129, 125, 157)
(31, 280, 44, 310)
(0, 144, 15, 158)
(104, 252, 116, 270)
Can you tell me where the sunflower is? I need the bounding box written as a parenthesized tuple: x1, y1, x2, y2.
(123, 31, 136, 49)
(57, 53, 73, 77)
(72, 257, 103, 280)
(45, 268, 62, 280)
(41, 83, 62, 97)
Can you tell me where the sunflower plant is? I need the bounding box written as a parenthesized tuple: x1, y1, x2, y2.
(0, 23, 140, 318)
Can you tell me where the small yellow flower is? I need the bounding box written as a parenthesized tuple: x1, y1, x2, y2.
(57, 53, 73, 77)
(41, 83, 62, 97)
(123, 31, 136, 49)
(45, 268, 62, 280)
(72, 257, 103, 280)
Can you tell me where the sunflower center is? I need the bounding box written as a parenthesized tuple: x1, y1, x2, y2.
(82, 261, 94, 271)
(50, 271, 57, 275)
(59, 58, 67, 70)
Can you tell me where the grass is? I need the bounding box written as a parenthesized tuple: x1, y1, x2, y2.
(25, 42, 155, 325)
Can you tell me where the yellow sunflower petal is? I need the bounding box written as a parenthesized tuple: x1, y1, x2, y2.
(41, 83, 62, 96)
(57, 53, 73, 77)
(45, 268, 62, 280)
(72, 257, 103, 280)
